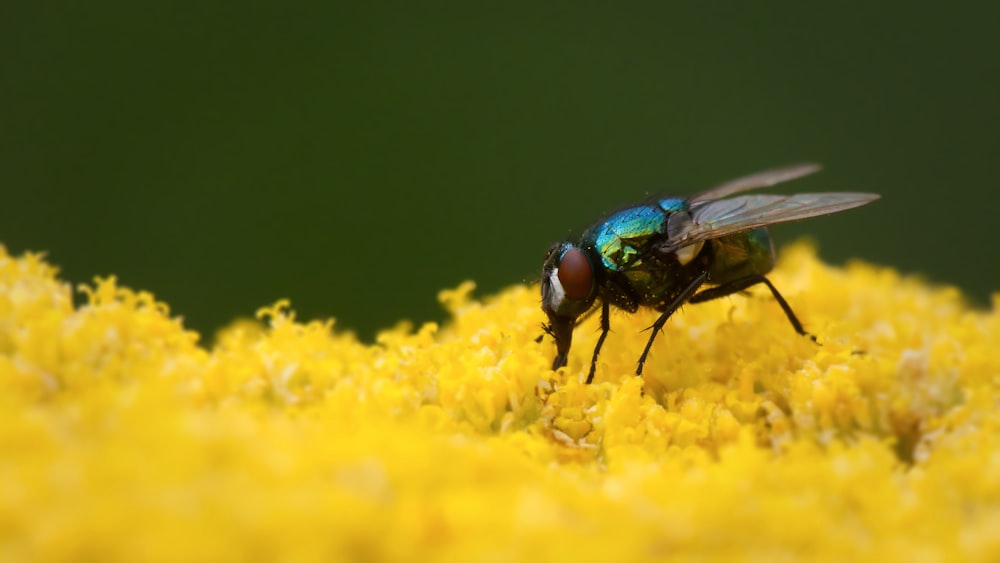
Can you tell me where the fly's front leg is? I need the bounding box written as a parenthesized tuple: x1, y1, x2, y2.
(688, 274, 817, 342)
(537, 302, 601, 344)
(585, 301, 611, 384)
(636, 271, 709, 375)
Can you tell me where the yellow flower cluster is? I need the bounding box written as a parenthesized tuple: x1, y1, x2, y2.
(1, 244, 998, 561)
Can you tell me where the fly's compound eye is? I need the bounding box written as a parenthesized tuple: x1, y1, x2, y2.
(557, 247, 593, 300)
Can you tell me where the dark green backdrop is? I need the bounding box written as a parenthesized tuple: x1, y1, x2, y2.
(2, 2, 997, 340)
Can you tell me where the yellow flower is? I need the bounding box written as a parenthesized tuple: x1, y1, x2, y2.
(1, 243, 998, 561)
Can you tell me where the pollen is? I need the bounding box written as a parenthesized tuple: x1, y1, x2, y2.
(1, 243, 998, 561)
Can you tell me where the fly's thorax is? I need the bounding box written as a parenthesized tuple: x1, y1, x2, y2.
(584, 199, 694, 273)
(541, 243, 596, 319)
(586, 206, 664, 272)
(707, 228, 776, 284)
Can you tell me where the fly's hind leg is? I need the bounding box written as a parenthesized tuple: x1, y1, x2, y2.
(688, 274, 817, 342)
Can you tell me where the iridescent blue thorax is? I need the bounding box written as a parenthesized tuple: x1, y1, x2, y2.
(582, 197, 691, 272)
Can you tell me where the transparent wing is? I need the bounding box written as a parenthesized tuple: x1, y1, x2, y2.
(689, 163, 823, 204)
(659, 192, 880, 253)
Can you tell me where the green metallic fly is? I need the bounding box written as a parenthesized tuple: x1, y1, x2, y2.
(540, 164, 879, 383)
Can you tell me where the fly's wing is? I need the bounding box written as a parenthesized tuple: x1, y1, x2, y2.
(689, 163, 822, 204)
(657, 192, 880, 254)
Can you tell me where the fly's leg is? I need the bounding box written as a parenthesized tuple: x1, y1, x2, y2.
(585, 301, 611, 384)
(688, 274, 817, 342)
(636, 271, 709, 375)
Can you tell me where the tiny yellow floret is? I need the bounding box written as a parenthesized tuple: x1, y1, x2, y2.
(1, 243, 998, 561)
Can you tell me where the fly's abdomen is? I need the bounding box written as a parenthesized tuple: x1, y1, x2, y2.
(707, 228, 775, 284)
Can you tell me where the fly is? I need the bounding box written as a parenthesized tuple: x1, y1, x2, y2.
(539, 164, 879, 383)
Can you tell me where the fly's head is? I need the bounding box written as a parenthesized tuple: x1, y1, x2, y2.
(541, 243, 597, 370)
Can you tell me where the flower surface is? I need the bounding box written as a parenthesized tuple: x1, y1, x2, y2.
(0, 244, 997, 561)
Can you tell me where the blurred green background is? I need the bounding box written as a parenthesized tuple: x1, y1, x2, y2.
(2, 2, 997, 341)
